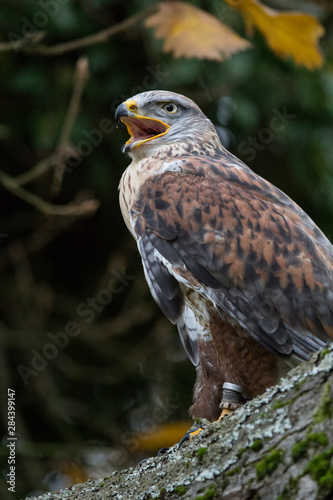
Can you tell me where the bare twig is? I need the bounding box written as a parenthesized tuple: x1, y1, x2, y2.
(0, 170, 100, 216)
(14, 154, 56, 186)
(0, 32, 46, 53)
(51, 56, 90, 195)
(2, 5, 156, 57)
(13, 56, 89, 191)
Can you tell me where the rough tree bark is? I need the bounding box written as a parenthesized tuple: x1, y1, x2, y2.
(26, 345, 333, 500)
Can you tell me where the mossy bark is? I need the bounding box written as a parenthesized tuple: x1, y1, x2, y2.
(26, 346, 333, 500)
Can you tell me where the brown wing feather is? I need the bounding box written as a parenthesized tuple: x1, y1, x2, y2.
(132, 158, 333, 359)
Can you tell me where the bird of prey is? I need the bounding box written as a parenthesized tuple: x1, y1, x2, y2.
(115, 90, 333, 422)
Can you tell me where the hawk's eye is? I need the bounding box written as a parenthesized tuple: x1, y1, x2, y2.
(162, 102, 179, 114)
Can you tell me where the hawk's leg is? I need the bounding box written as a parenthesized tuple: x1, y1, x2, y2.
(218, 382, 245, 419)
(190, 314, 280, 421)
(189, 339, 226, 421)
(179, 384, 245, 447)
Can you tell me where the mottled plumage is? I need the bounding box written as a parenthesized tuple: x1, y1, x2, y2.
(116, 91, 333, 421)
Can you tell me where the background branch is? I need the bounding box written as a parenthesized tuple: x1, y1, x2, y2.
(0, 5, 156, 57)
(51, 56, 90, 195)
(0, 32, 46, 53)
(0, 170, 99, 216)
(13, 154, 56, 186)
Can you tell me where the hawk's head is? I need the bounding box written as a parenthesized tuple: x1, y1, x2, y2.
(115, 90, 217, 159)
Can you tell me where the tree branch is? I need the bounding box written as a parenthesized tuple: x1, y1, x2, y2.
(1, 5, 156, 57)
(13, 155, 56, 186)
(24, 345, 333, 500)
(0, 32, 46, 54)
(51, 56, 90, 195)
(0, 170, 99, 217)
(11, 56, 89, 191)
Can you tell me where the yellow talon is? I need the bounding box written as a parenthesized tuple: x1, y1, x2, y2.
(190, 427, 204, 438)
(217, 408, 233, 420)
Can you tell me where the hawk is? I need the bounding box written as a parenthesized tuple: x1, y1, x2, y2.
(115, 90, 333, 422)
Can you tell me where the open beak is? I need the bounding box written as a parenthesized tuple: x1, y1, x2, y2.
(115, 102, 170, 153)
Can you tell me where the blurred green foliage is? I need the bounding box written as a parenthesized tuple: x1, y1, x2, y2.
(0, 1, 333, 498)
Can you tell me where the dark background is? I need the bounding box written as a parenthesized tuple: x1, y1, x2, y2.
(1, 1, 333, 498)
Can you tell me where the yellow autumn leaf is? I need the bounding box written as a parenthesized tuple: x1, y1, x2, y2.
(145, 1, 251, 61)
(224, 0, 324, 69)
